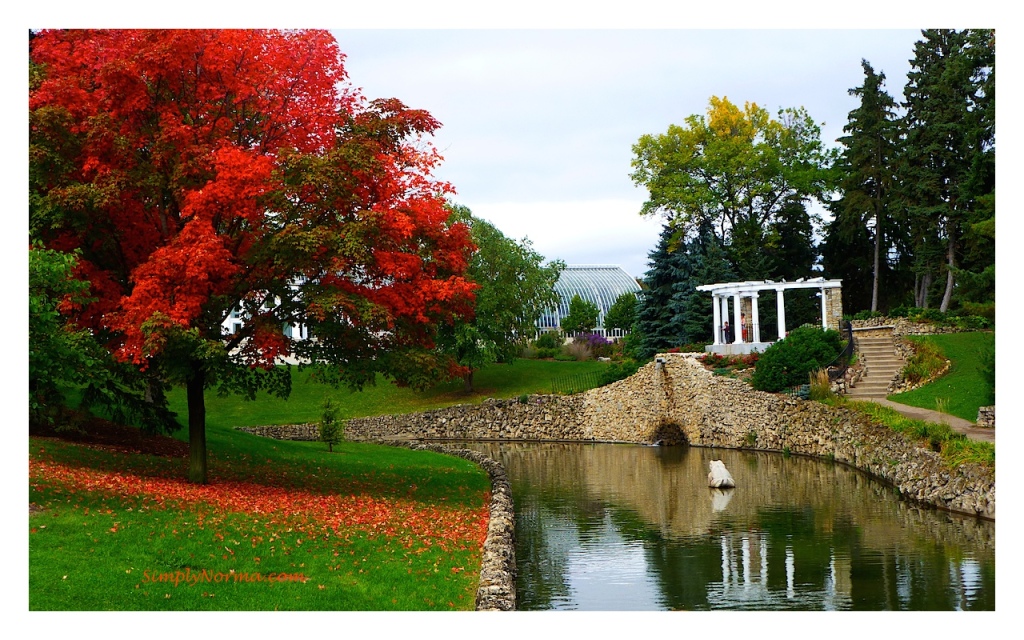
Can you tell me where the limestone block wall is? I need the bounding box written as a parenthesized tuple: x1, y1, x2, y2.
(655, 354, 993, 519)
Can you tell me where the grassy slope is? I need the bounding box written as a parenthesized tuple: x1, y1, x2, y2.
(887, 331, 994, 422)
(165, 358, 610, 430)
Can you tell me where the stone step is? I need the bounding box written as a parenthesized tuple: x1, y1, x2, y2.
(858, 346, 899, 354)
(850, 383, 892, 393)
(862, 360, 903, 369)
(852, 381, 892, 390)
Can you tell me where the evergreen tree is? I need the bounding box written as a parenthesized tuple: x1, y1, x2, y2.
(897, 29, 992, 311)
(680, 223, 736, 344)
(636, 223, 735, 356)
(825, 60, 900, 313)
(636, 227, 691, 356)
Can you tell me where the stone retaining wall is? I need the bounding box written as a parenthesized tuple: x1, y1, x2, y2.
(850, 316, 975, 336)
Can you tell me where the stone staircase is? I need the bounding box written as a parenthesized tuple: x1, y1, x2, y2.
(847, 332, 904, 399)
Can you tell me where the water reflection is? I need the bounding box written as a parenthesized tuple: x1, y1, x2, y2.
(459, 442, 994, 611)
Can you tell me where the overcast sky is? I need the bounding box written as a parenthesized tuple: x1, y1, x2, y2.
(332, 28, 930, 278)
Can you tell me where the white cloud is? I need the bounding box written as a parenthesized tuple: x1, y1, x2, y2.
(471, 199, 664, 279)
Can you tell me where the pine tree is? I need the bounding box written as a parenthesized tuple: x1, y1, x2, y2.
(637, 223, 735, 356)
(898, 29, 991, 312)
(636, 226, 691, 356)
(826, 60, 900, 313)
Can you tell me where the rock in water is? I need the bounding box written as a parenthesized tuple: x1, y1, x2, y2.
(708, 460, 736, 488)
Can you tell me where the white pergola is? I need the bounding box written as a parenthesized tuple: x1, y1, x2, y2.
(695, 278, 843, 354)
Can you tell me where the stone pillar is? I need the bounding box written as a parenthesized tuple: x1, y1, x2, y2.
(712, 294, 721, 345)
(733, 293, 743, 344)
(824, 287, 844, 331)
(776, 288, 787, 340)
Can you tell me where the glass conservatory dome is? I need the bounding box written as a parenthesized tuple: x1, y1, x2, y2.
(537, 265, 641, 336)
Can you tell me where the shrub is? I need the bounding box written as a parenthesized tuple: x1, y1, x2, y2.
(952, 315, 988, 330)
(911, 308, 946, 324)
(852, 309, 883, 321)
(598, 359, 644, 386)
(619, 329, 645, 360)
(960, 301, 995, 324)
(534, 331, 563, 350)
(576, 333, 613, 358)
(318, 397, 344, 452)
(750, 325, 843, 393)
(519, 344, 539, 359)
(535, 347, 558, 359)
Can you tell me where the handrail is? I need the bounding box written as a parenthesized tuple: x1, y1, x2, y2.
(826, 321, 855, 381)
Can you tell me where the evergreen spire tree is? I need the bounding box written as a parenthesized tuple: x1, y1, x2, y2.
(636, 226, 692, 356)
(824, 59, 900, 313)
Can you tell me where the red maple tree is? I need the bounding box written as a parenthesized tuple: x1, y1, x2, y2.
(30, 29, 476, 483)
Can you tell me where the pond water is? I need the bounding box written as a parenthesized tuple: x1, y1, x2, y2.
(458, 442, 994, 611)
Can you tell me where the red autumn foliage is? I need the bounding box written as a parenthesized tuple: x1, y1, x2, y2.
(31, 30, 477, 482)
(31, 29, 474, 364)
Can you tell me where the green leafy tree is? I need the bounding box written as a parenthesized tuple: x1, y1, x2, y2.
(29, 246, 100, 421)
(603, 292, 638, 333)
(561, 295, 600, 336)
(630, 96, 836, 261)
(440, 205, 564, 392)
(29, 246, 178, 432)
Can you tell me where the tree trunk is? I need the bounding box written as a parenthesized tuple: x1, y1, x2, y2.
(915, 272, 932, 309)
(463, 370, 474, 394)
(939, 231, 956, 313)
(871, 209, 881, 313)
(186, 361, 208, 484)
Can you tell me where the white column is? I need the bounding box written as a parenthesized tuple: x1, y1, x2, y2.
(712, 294, 721, 345)
(776, 288, 787, 340)
(820, 288, 828, 330)
(721, 295, 730, 342)
(733, 293, 743, 344)
(751, 293, 761, 343)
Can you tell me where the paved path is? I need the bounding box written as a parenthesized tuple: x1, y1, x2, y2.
(862, 397, 994, 444)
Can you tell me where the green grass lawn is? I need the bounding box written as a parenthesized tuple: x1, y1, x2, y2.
(31, 358, 609, 610)
(887, 331, 995, 422)
(165, 358, 611, 430)
(30, 432, 491, 610)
